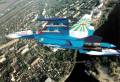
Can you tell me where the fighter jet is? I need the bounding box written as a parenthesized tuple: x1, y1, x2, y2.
(6, 14, 120, 56)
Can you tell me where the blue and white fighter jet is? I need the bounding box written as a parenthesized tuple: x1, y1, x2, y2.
(6, 14, 120, 56)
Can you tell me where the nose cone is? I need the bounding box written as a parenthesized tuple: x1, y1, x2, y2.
(6, 34, 20, 39)
(6, 30, 33, 39)
(6, 33, 21, 39)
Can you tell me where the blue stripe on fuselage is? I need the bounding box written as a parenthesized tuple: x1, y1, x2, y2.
(34, 33, 78, 40)
(34, 33, 85, 49)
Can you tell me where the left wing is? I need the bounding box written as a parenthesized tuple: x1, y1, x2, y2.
(38, 17, 69, 35)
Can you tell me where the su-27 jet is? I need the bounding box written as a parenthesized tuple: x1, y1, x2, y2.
(6, 14, 120, 56)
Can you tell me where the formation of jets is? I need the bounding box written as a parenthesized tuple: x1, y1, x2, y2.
(6, 14, 120, 56)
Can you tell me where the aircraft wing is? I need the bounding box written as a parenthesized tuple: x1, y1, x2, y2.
(38, 18, 69, 35)
(79, 49, 120, 56)
(78, 38, 119, 56)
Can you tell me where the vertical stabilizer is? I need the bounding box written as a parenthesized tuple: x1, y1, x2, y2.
(69, 14, 94, 39)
